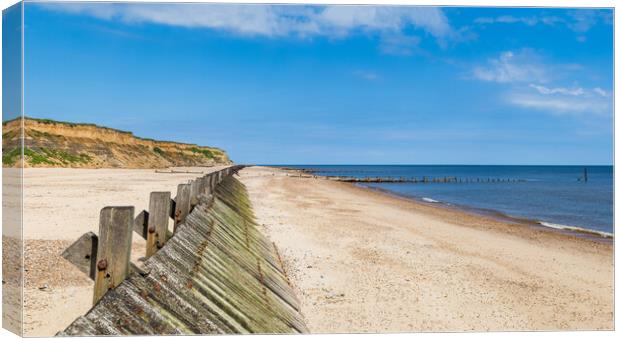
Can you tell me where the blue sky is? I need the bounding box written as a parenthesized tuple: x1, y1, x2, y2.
(21, 3, 613, 164)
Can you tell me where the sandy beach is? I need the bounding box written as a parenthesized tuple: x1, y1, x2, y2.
(17, 166, 228, 336)
(12, 165, 614, 335)
(238, 166, 614, 332)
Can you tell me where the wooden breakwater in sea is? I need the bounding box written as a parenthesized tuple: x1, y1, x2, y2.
(326, 176, 526, 183)
(283, 173, 526, 184)
(58, 166, 307, 335)
(278, 167, 527, 184)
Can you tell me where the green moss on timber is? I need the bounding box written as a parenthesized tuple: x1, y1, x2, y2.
(2, 148, 21, 166)
(59, 170, 306, 335)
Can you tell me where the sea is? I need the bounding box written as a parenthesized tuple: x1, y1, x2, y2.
(275, 165, 614, 237)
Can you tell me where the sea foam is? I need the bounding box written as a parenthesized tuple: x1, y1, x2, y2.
(538, 221, 613, 238)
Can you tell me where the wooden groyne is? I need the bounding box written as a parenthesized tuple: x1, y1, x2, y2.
(285, 173, 526, 184)
(326, 176, 526, 183)
(58, 166, 307, 335)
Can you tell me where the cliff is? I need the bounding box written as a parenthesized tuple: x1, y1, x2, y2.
(2, 117, 232, 168)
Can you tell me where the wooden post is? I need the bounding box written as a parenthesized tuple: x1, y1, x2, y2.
(174, 184, 191, 232)
(93, 206, 134, 304)
(147, 192, 171, 257)
(133, 210, 149, 239)
(61, 232, 98, 281)
(197, 176, 206, 195)
(205, 175, 213, 195)
(205, 173, 213, 192)
(211, 172, 217, 187)
(189, 179, 200, 208)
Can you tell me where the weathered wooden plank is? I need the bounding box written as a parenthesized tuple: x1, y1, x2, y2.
(60, 174, 308, 336)
(174, 184, 191, 232)
(189, 179, 201, 208)
(93, 206, 134, 304)
(147, 191, 171, 257)
(133, 210, 149, 240)
(211, 172, 218, 189)
(61, 232, 98, 280)
(196, 176, 204, 195)
(205, 175, 213, 194)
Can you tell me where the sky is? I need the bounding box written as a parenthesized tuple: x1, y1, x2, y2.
(19, 2, 614, 164)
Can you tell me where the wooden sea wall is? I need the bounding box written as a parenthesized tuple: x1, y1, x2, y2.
(58, 172, 307, 335)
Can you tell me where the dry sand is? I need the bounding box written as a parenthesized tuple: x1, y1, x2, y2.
(238, 166, 614, 332)
(14, 166, 228, 336)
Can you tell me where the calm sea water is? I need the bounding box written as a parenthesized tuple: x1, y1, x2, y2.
(276, 165, 614, 235)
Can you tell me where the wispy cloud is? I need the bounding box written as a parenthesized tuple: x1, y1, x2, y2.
(470, 49, 611, 117)
(474, 15, 562, 26)
(474, 9, 612, 42)
(510, 83, 612, 116)
(567, 9, 612, 33)
(471, 49, 547, 83)
(38, 3, 455, 54)
(507, 91, 611, 116)
(378, 34, 421, 56)
(529, 84, 584, 96)
(352, 70, 379, 81)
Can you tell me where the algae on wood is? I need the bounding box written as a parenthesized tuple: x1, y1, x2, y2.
(59, 173, 307, 335)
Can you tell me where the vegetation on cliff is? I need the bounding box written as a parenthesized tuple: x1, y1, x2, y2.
(2, 117, 232, 168)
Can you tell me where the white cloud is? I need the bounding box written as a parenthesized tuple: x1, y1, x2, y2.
(470, 51, 611, 117)
(507, 93, 610, 116)
(472, 50, 547, 83)
(529, 84, 584, 96)
(508, 85, 611, 116)
(475, 15, 553, 26)
(39, 3, 453, 41)
(593, 87, 609, 97)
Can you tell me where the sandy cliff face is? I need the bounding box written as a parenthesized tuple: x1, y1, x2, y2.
(2, 118, 232, 168)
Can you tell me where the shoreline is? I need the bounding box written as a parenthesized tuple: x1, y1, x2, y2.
(275, 165, 613, 243)
(239, 165, 613, 331)
(356, 183, 614, 243)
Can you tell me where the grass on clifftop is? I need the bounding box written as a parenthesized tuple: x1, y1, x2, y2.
(189, 147, 214, 158)
(4, 116, 229, 154)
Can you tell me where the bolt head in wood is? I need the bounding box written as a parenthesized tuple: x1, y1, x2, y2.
(97, 259, 108, 271)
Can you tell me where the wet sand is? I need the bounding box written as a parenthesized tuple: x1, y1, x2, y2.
(238, 166, 614, 332)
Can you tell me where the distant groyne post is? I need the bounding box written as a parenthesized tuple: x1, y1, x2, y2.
(174, 183, 191, 232)
(146, 191, 172, 257)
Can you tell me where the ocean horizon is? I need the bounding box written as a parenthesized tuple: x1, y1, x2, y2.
(272, 164, 614, 237)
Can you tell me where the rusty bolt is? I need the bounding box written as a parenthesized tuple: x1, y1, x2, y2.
(148, 225, 156, 234)
(97, 259, 108, 271)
